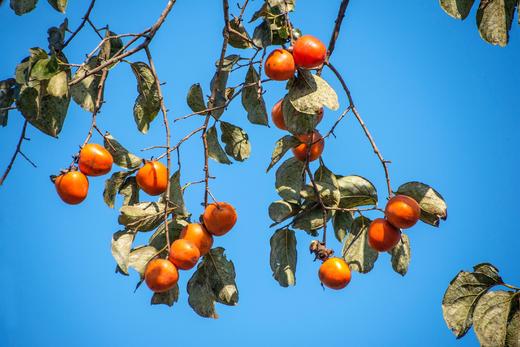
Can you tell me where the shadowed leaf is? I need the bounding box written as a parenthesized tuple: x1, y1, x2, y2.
(207, 125, 232, 164)
(220, 121, 250, 161)
(131, 62, 160, 133)
(103, 134, 142, 169)
(342, 216, 378, 273)
(267, 135, 299, 172)
(388, 233, 411, 276)
(269, 228, 297, 287)
(242, 65, 268, 125)
(397, 181, 447, 227)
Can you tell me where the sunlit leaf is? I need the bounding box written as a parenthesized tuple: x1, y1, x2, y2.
(111, 229, 135, 275)
(47, 0, 66, 13)
(473, 291, 514, 346)
(275, 157, 304, 203)
(442, 263, 503, 338)
(477, 0, 516, 47)
(440, 0, 475, 19)
(287, 70, 339, 115)
(118, 202, 166, 232)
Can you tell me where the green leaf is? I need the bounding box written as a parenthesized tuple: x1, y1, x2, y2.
(473, 291, 514, 346)
(187, 247, 238, 318)
(148, 218, 187, 251)
(47, 18, 68, 52)
(229, 18, 253, 49)
(275, 157, 304, 203)
(442, 263, 503, 338)
(30, 54, 60, 81)
(440, 0, 475, 19)
(131, 62, 160, 133)
(268, 200, 298, 223)
(119, 176, 140, 206)
(269, 228, 297, 287)
(292, 205, 330, 234)
(396, 181, 447, 227)
(47, 0, 66, 12)
(17, 70, 71, 137)
(118, 202, 166, 232)
(160, 170, 188, 216)
(300, 165, 341, 207)
(336, 175, 378, 208)
(10, 0, 38, 15)
(70, 57, 102, 113)
(477, 0, 516, 47)
(151, 285, 179, 307)
(342, 216, 378, 273)
(207, 125, 232, 164)
(103, 171, 135, 208)
(111, 229, 135, 275)
(186, 83, 206, 113)
(0, 79, 16, 127)
(388, 233, 411, 276)
(333, 210, 353, 242)
(103, 134, 143, 169)
(287, 70, 339, 115)
(282, 97, 322, 135)
(220, 121, 251, 161)
(99, 30, 123, 61)
(128, 245, 158, 277)
(242, 65, 268, 126)
(250, 0, 295, 22)
(267, 135, 300, 172)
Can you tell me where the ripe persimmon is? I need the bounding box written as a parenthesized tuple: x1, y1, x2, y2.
(180, 223, 213, 256)
(265, 49, 296, 81)
(368, 218, 401, 252)
(168, 239, 200, 270)
(202, 202, 237, 236)
(54, 170, 89, 205)
(292, 130, 325, 162)
(144, 258, 179, 293)
(292, 35, 327, 69)
(271, 99, 287, 130)
(78, 143, 113, 176)
(136, 160, 168, 196)
(318, 257, 351, 290)
(385, 195, 421, 229)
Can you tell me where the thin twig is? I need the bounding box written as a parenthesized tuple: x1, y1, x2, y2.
(145, 46, 173, 254)
(62, 0, 97, 49)
(201, 0, 232, 207)
(0, 120, 33, 185)
(326, 62, 393, 198)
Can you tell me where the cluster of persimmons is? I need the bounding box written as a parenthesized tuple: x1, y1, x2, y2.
(145, 202, 237, 293)
(265, 34, 326, 162)
(52, 142, 238, 294)
(264, 35, 423, 291)
(318, 195, 421, 290)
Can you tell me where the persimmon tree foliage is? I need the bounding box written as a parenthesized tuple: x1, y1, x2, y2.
(440, 0, 520, 47)
(1, 0, 453, 319)
(442, 264, 520, 347)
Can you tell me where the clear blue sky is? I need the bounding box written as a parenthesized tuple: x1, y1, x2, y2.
(1, 1, 519, 346)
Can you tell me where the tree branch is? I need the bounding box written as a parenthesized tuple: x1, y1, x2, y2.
(0, 120, 33, 186)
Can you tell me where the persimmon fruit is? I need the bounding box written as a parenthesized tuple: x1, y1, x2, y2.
(385, 195, 421, 229)
(144, 258, 179, 293)
(168, 239, 200, 270)
(368, 218, 401, 252)
(271, 99, 287, 130)
(136, 160, 168, 196)
(265, 49, 296, 81)
(54, 170, 89, 205)
(318, 257, 351, 290)
(78, 143, 113, 176)
(292, 35, 327, 69)
(202, 202, 237, 236)
(292, 130, 325, 162)
(180, 223, 213, 256)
